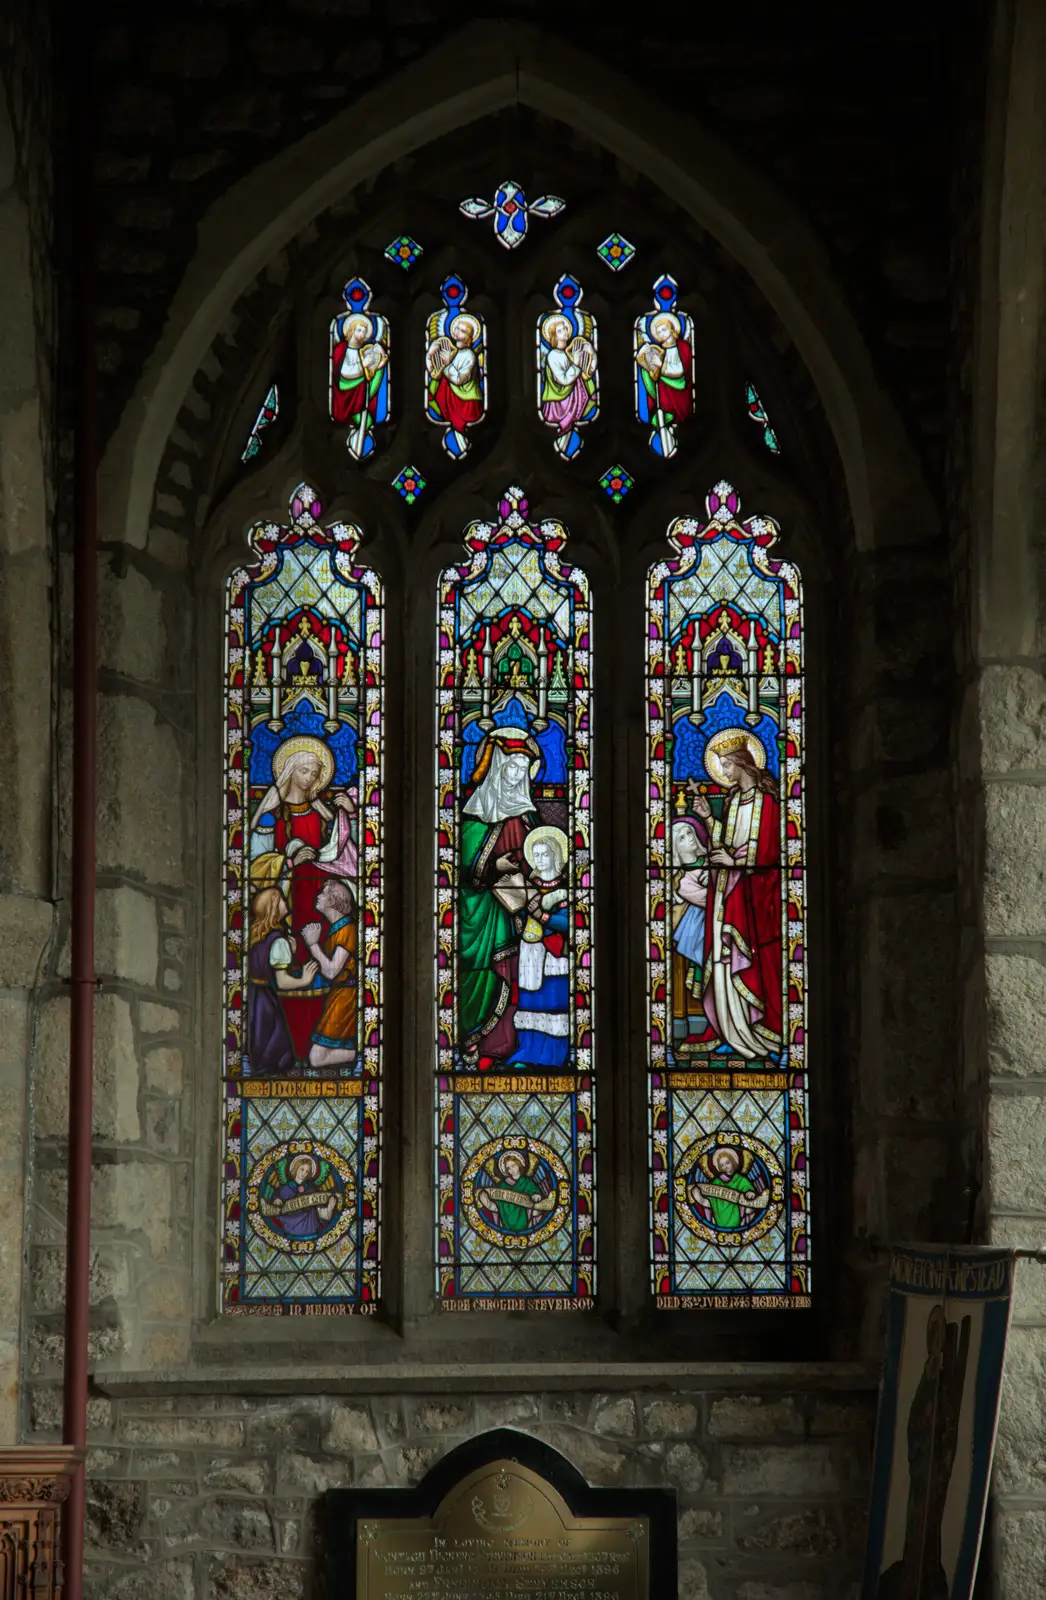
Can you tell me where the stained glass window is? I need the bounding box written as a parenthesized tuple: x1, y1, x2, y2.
(435, 487, 595, 1310)
(241, 383, 278, 464)
(329, 277, 390, 461)
(647, 482, 809, 1309)
(221, 484, 383, 1314)
(536, 275, 598, 459)
(426, 274, 487, 459)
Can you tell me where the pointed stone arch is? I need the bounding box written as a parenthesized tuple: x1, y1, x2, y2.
(98, 19, 935, 557)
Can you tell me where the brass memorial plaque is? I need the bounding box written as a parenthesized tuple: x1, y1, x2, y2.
(357, 1459, 647, 1600)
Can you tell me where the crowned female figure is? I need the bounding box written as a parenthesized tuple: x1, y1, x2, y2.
(458, 726, 541, 1062)
(690, 731, 782, 1059)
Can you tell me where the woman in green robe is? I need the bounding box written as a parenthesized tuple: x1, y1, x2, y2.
(458, 727, 540, 1061)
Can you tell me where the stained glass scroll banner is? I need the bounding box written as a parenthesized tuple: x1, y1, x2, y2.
(221, 484, 384, 1315)
(435, 487, 595, 1311)
(647, 481, 809, 1310)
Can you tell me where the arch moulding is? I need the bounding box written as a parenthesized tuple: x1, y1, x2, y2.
(97, 21, 934, 555)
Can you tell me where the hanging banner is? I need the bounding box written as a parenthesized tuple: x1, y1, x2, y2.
(861, 1246, 1014, 1600)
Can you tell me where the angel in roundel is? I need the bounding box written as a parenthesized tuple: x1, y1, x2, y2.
(475, 1145, 559, 1237)
(687, 1143, 769, 1232)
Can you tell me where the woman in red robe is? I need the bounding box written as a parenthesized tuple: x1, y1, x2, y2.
(250, 737, 357, 1063)
(692, 738, 782, 1058)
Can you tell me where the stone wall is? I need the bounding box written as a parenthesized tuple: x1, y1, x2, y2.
(26, 1384, 873, 1599)
(0, 0, 56, 1443)
(964, 0, 1046, 1592)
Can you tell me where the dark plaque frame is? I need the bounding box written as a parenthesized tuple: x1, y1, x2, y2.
(325, 1426, 678, 1598)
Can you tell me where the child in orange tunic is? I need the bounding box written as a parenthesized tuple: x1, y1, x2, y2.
(301, 878, 358, 1074)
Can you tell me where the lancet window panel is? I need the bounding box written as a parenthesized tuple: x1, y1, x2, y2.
(435, 487, 595, 1311)
(221, 484, 384, 1315)
(647, 482, 809, 1311)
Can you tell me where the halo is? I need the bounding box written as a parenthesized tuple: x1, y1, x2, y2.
(449, 311, 481, 344)
(342, 312, 372, 340)
(288, 1152, 318, 1181)
(703, 728, 766, 786)
(523, 824, 569, 873)
(272, 735, 335, 797)
(541, 312, 571, 344)
(650, 311, 681, 340)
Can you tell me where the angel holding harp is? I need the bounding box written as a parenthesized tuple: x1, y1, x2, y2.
(540, 312, 598, 457)
(688, 1144, 769, 1231)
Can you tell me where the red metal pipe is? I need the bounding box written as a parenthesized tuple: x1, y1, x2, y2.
(61, 1, 97, 1592)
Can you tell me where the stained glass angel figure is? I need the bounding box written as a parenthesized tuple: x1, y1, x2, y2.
(634, 274, 694, 459)
(329, 277, 390, 461)
(459, 179, 564, 248)
(536, 274, 598, 460)
(425, 274, 486, 459)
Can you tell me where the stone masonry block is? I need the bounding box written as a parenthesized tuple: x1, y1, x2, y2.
(987, 953, 1046, 1077)
(99, 561, 165, 680)
(721, 1444, 839, 1496)
(30, 1247, 129, 1313)
(208, 1558, 307, 1600)
(161, 1496, 274, 1553)
(90, 1559, 194, 1600)
(59, 884, 160, 986)
(664, 1442, 708, 1493)
(0, 994, 30, 1162)
(592, 1396, 637, 1437)
(678, 1557, 712, 1600)
(92, 1161, 172, 1258)
(139, 1001, 183, 1035)
(980, 664, 1046, 772)
(97, 695, 184, 887)
(120, 1414, 245, 1448)
(641, 1399, 699, 1438)
(989, 1217, 1046, 1321)
(988, 1093, 1046, 1214)
(707, 1396, 804, 1439)
(993, 1327, 1046, 1495)
(35, 992, 141, 1142)
(0, 891, 53, 985)
(735, 1507, 840, 1554)
(144, 1045, 184, 1095)
(996, 1506, 1046, 1598)
(0, 394, 48, 553)
(984, 784, 1046, 937)
(323, 1402, 378, 1455)
(278, 1451, 347, 1494)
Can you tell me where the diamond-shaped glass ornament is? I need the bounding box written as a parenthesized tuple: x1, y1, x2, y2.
(391, 464, 427, 504)
(599, 464, 634, 503)
(597, 233, 635, 271)
(384, 234, 423, 270)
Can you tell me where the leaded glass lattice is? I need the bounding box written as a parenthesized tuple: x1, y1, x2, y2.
(221, 483, 383, 1314)
(435, 487, 595, 1310)
(646, 481, 809, 1309)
